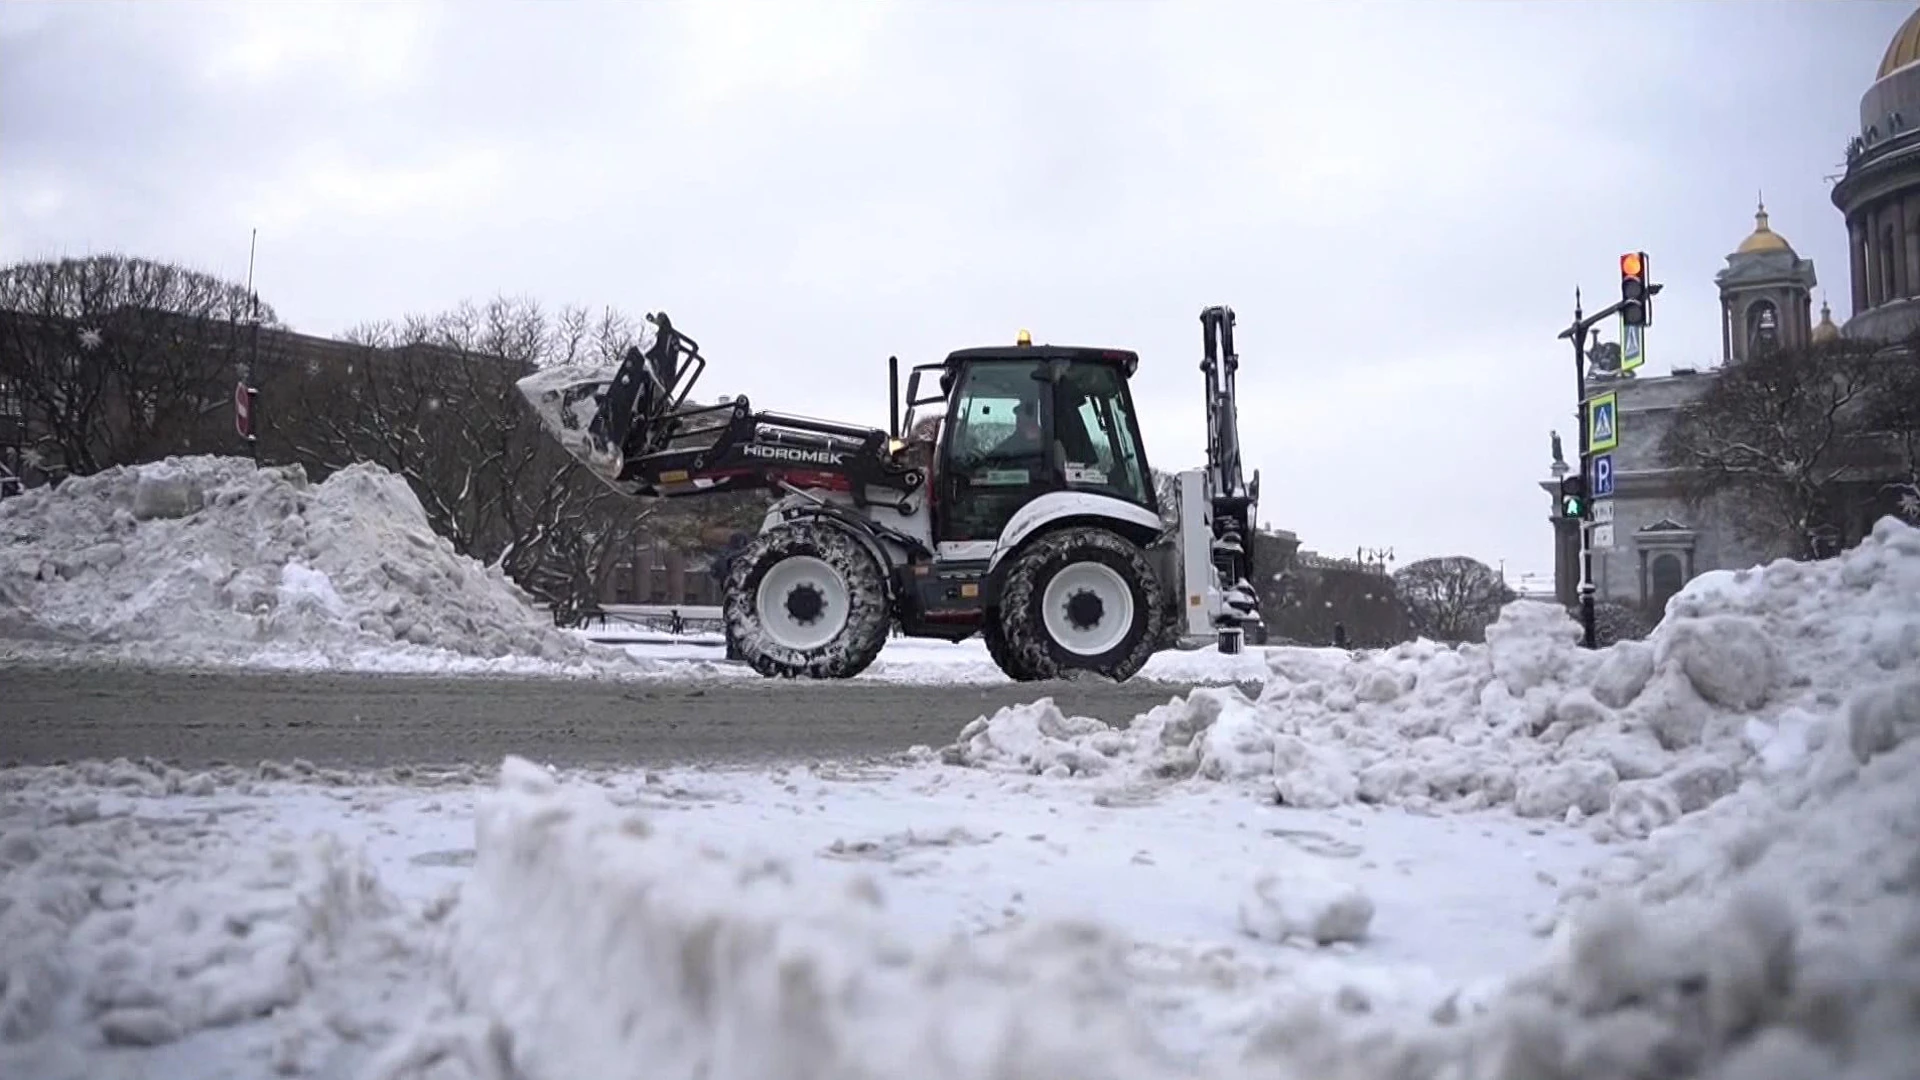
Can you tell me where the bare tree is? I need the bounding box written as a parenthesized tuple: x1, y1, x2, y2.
(1657, 338, 1882, 558)
(278, 297, 613, 550)
(0, 254, 277, 479)
(1864, 331, 1920, 524)
(272, 295, 773, 621)
(1392, 555, 1514, 644)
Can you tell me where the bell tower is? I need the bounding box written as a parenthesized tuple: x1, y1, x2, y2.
(1714, 199, 1819, 364)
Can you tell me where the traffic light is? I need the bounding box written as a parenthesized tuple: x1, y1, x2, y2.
(1620, 251, 1651, 327)
(1559, 474, 1589, 520)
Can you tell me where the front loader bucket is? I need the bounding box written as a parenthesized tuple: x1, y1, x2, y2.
(515, 312, 708, 486)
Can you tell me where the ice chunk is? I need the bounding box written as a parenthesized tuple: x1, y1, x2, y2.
(1238, 869, 1375, 946)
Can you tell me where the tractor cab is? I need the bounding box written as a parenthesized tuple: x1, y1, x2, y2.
(901, 338, 1156, 546)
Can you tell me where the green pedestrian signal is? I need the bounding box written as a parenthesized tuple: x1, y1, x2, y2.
(1559, 475, 1589, 520)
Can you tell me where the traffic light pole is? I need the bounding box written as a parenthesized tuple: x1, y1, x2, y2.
(1556, 283, 1660, 649)
(1551, 286, 1658, 645)
(1560, 295, 1604, 649)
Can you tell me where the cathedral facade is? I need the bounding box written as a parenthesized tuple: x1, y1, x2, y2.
(1834, 5, 1920, 343)
(1543, 5, 1920, 612)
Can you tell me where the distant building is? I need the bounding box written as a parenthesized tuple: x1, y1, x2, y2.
(1270, 544, 1405, 647)
(1541, 7, 1920, 612)
(605, 543, 724, 607)
(1507, 571, 1556, 603)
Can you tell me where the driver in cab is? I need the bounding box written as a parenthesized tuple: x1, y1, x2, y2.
(988, 399, 1044, 460)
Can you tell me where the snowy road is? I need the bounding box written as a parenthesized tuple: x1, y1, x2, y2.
(5, 461, 1917, 1080)
(2, 664, 1245, 769)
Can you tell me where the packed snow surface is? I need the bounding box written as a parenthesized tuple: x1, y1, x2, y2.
(0, 456, 646, 675)
(4, 671, 1915, 1080)
(602, 628, 1277, 685)
(2, 520, 1917, 1079)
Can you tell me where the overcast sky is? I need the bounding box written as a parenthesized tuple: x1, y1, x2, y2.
(2, 0, 1909, 580)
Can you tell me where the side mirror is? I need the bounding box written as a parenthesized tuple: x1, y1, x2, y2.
(902, 369, 921, 438)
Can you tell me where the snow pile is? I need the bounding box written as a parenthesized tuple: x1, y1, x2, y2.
(1228, 673, 1920, 1080)
(942, 518, 1920, 836)
(0, 759, 443, 1080)
(374, 755, 1186, 1080)
(384, 679, 1919, 1080)
(4, 703, 1912, 1080)
(0, 456, 645, 674)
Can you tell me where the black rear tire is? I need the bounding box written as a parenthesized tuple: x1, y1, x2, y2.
(998, 525, 1163, 682)
(723, 521, 890, 679)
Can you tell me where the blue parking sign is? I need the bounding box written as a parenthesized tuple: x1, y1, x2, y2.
(1591, 453, 1615, 498)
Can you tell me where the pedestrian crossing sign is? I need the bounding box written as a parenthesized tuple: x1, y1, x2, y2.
(1588, 391, 1619, 453)
(1620, 321, 1646, 373)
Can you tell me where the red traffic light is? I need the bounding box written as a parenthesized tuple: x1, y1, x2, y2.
(1620, 252, 1644, 278)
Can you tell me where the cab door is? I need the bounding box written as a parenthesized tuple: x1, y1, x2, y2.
(935, 358, 1056, 544)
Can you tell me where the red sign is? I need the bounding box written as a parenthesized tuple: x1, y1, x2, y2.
(235, 381, 252, 439)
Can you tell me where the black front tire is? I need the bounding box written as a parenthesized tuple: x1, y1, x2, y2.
(998, 526, 1163, 682)
(723, 522, 890, 679)
(981, 610, 1041, 682)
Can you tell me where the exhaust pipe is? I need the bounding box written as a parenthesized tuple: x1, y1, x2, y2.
(888, 355, 900, 439)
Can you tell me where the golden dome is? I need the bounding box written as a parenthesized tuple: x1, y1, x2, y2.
(1811, 299, 1841, 344)
(1879, 5, 1920, 80)
(1735, 200, 1794, 255)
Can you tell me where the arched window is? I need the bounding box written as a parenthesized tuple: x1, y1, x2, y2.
(1650, 553, 1684, 611)
(1746, 300, 1779, 357)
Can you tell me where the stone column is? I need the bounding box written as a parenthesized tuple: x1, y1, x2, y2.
(1721, 296, 1733, 364)
(1907, 195, 1920, 303)
(1869, 211, 1886, 308)
(1554, 519, 1578, 608)
(1886, 209, 1901, 304)
(1852, 219, 1871, 315)
(1889, 196, 1904, 297)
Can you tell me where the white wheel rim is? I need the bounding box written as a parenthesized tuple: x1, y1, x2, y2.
(1041, 561, 1134, 656)
(755, 555, 850, 651)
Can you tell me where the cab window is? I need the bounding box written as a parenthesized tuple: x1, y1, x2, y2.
(949, 361, 1046, 469)
(1055, 363, 1152, 507)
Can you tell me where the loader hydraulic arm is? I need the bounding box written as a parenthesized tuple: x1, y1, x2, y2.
(1199, 306, 1261, 615)
(519, 311, 928, 515)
